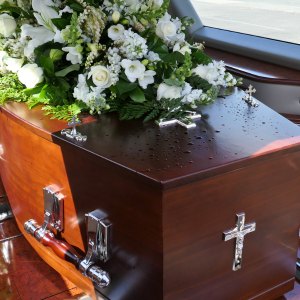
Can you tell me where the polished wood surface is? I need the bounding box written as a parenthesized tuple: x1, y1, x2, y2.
(1, 91, 300, 299)
(163, 151, 300, 300)
(0, 176, 5, 197)
(0, 219, 21, 241)
(0, 235, 83, 300)
(4, 88, 300, 190)
(205, 47, 300, 85)
(280, 114, 300, 125)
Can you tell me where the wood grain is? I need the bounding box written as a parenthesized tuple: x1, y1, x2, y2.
(1, 92, 300, 299)
(163, 152, 300, 300)
(205, 47, 300, 85)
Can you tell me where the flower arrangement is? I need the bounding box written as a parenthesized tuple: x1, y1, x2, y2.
(0, 0, 241, 123)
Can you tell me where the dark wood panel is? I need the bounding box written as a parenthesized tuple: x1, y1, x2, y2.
(205, 47, 300, 85)
(163, 152, 300, 300)
(0, 109, 163, 300)
(281, 114, 300, 125)
(3, 89, 300, 190)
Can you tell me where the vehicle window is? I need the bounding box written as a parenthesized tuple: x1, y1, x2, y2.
(190, 0, 300, 45)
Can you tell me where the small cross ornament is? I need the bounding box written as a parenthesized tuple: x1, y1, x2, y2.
(156, 111, 201, 129)
(243, 85, 259, 107)
(61, 116, 87, 142)
(223, 213, 256, 271)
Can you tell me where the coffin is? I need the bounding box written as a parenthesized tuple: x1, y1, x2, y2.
(1, 88, 300, 300)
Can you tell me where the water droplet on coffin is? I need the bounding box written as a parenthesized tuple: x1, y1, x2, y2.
(196, 136, 202, 139)
(188, 142, 194, 145)
(184, 150, 191, 154)
(209, 157, 213, 159)
(149, 147, 155, 150)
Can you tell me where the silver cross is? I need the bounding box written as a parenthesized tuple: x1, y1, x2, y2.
(223, 213, 256, 271)
(243, 85, 259, 107)
(61, 116, 87, 142)
(156, 111, 201, 129)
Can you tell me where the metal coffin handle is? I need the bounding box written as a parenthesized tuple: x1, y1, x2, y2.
(24, 219, 111, 288)
(23, 186, 112, 288)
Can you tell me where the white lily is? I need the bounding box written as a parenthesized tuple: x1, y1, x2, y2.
(139, 70, 156, 89)
(21, 0, 64, 57)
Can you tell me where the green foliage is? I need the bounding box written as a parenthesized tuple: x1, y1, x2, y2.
(0, 1, 33, 19)
(189, 74, 213, 92)
(42, 102, 86, 120)
(0, 74, 31, 104)
(192, 50, 213, 66)
(55, 64, 80, 77)
(108, 97, 154, 120)
(116, 79, 138, 94)
(129, 87, 146, 103)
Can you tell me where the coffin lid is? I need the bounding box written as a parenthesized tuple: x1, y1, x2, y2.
(3, 88, 300, 191)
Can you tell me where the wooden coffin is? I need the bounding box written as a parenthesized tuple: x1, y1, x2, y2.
(1, 88, 300, 300)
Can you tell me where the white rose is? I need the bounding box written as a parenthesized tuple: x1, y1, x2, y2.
(157, 83, 183, 100)
(6, 58, 24, 73)
(18, 64, 44, 89)
(156, 21, 177, 41)
(88, 65, 112, 89)
(108, 24, 125, 41)
(0, 51, 7, 72)
(0, 0, 14, 4)
(125, 0, 139, 5)
(121, 59, 146, 83)
(191, 65, 210, 79)
(0, 14, 17, 37)
(62, 45, 83, 64)
(112, 11, 120, 23)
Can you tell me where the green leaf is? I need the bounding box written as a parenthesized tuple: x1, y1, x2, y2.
(55, 78, 71, 89)
(109, 85, 118, 93)
(70, 3, 84, 11)
(192, 50, 213, 65)
(40, 55, 47, 68)
(51, 18, 70, 30)
(174, 52, 185, 63)
(152, 44, 169, 59)
(44, 57, 54, 74)
(116, 80, 138, 94)
(119, 72, 130, 82)
(129, 87, 146, 103)
(164, 78, 185, 87)
(55, 64, 80, 77)
(24, 83, 45, 95)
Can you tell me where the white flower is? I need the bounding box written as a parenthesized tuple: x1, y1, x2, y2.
(112, 11, 120, 23)
(117, 29, 148, 60)
(6, 58, 24, 73)
(18, 64, 44, 89)
(58, 6, 74, 17)
(0, 51, 7, 72)
(145, 51, 161, 63)
(62, 45, 83, 64)
(73, 74, 89, 101)
(148, 0, 163, 9)
(125, 0, 139, 5)
(108, 24, 125, 41)
(121, 59, 146, 83)
(139, 70, 156, 89)
(157, 83, 182, 100)
(21, 0, 64, 57)
(88, 65, 112, 89)
(173, 43, 191, 55)
(156, 13, 183, 45)
(192, 60, 227, 86)
(0, 14, 17, 37)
